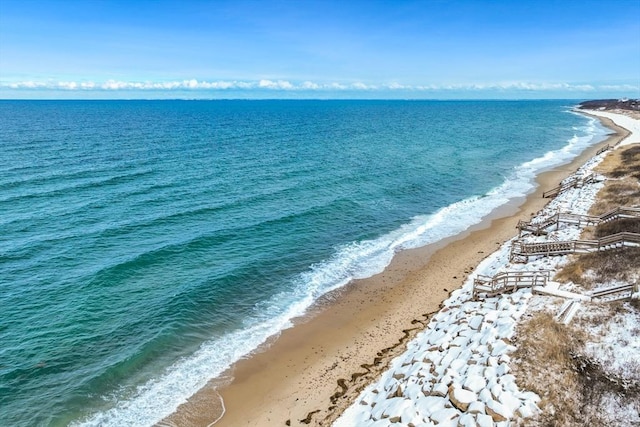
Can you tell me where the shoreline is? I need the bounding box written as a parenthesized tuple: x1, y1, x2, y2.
(160, 112, 629, 427)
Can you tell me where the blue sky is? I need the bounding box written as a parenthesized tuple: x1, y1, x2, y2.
(1, 0, 639, 99)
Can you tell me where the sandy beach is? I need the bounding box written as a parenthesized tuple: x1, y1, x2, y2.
(161, 112, 630, 427)
(5, 2, 639, 424)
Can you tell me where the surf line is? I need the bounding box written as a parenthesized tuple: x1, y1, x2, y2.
(208, 394, 226, 426)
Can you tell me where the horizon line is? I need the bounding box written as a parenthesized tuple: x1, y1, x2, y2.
(0, 97, 605, 102)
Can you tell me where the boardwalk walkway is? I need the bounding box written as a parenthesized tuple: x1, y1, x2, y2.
(474, 273, 635, 303)
(516, 206, 640, 236)
(598, 206, 640, 223)
(472, 270, 550, 300)
(509, 232, 640, 262)
(543, 173, 597, 198)
(517, 212, 599, 236)
(589, 283, 635, 302)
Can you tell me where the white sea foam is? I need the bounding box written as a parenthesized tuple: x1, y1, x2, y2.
(74, 113, 608, 427)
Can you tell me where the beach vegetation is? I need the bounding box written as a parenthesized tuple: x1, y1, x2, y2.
(514, 142, 640, 426)
(513, 308, 640, 427)
(593, 217, 640, 237)
(511, 312, 586, 426)
(555, 248, 640, 289)
(590, 145, 640, 214)
(589, 181, 640, 213)
(557, 144, 640, 288)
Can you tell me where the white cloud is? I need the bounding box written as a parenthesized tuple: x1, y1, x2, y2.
(415, 82, 599, 92)
(385, 82, 406, 90)
(58, 81, 78, 90)
(0, 79, 637, 94)
(351, 82, 371, 90)
(599, 84, 639, 91)
(258, 79, 294, 89)
(328, 82, 348, 90)
(491, 82, 596, 91)
(7, 81, 47, 89)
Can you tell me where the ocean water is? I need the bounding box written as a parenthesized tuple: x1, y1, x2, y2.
(0, 100, 607, 426)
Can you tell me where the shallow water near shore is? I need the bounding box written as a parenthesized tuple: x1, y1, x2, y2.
(0, 100, 607, 426)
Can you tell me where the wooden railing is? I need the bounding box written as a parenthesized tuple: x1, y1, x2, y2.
(598, 206, 640, 223)
(474, 271, 636, 301)
(542, 173, 596, 198)
(594, 130, 627, 155)
(590, 283, 634, 302)
(517, 206, 640, 236)
(510, 232, 640, 262)
(473, 270, 550, 300)
(517, 212, 600, 236)
(595, 232, 640, 249)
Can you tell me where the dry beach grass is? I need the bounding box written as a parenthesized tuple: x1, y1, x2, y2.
(511, 312, 586, 426)
(512, 142, 640, 426)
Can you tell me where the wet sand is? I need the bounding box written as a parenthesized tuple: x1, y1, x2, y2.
(160, 114, 628, 427)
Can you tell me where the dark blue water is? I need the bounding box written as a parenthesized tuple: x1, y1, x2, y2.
(0, 100, 605, 426)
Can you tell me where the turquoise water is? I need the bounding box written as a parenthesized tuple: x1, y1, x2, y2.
(0, 100, 606, 426)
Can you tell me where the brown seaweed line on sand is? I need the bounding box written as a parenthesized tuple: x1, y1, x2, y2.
(299, 308, 443, 425)
(298, 410, 320, 425)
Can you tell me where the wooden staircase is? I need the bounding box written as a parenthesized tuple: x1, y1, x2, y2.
(542, 173, 597, 198)
(474, 274, 636, 303)
(472, 270, 550, 300)
(597, 206, 640, 223)
(509, 232, 640, 262)
(517, 212, 601, 236)
(516, 206, 640, 237)
(556, 299, 582, 325)
(589, 283, 635, 302)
